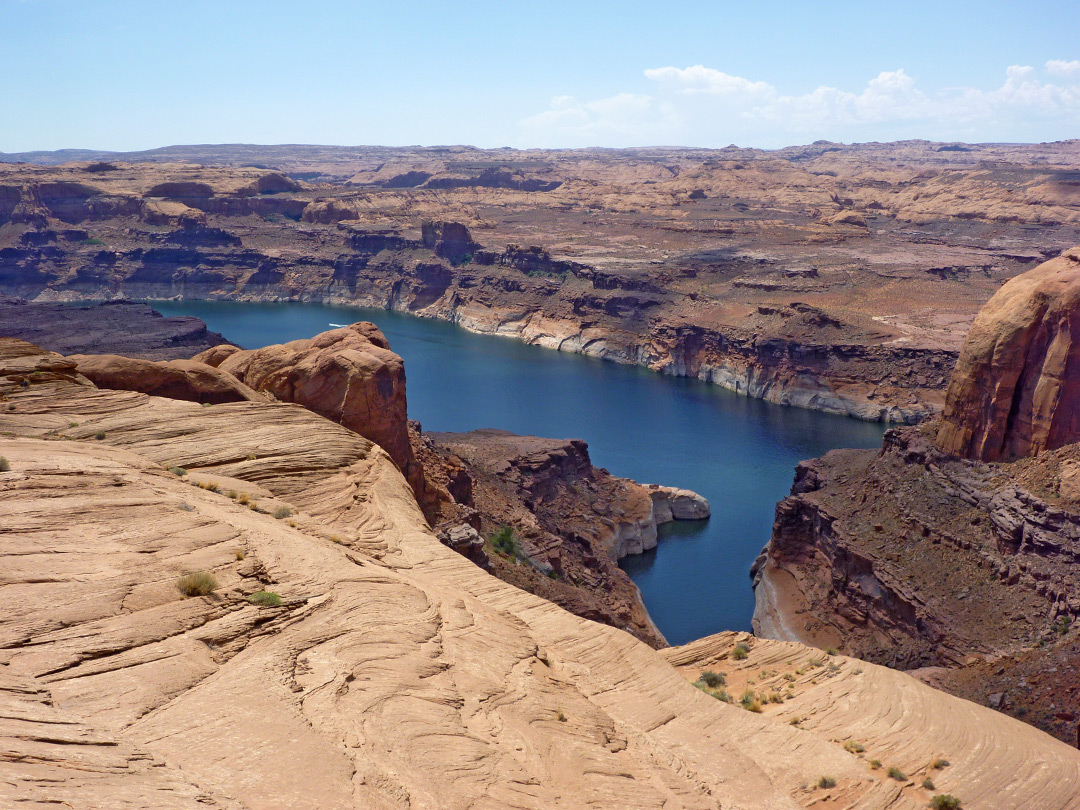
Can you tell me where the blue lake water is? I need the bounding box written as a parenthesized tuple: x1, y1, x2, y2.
(152, 300, 886, 644)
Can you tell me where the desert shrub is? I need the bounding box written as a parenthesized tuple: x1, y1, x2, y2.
(81, 237, 105, 246)
(739, 689, 762, 712)
(235, 548, 245, 560)
(868, 760, 881, 770)
(700, 670, 725, 688)
(248, 591, 282, 607)
(818, 776, 836, 789)
(246, 452, 257, 460)
(556, 711, 567, 722)
(732, 642, 750, 660)
(843, 740, 865, 754)
(273, 506, 292, 519)
(490, 525, 518, 556)
(930, 796, 961, 809)
(168, 466, 187, 476)
(237, 492, 250, 505)
(923, 777, 936, 790)
(176, 571, 217, 597)
(887, 767, 907, 781)
(825, 647, 839, 656)
(94, 430, 106, 440)
(931, 758, 950, 770)
(0, 456, 9, 472)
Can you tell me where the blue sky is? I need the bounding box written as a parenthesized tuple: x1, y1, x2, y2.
(2, 0, 1079, 151)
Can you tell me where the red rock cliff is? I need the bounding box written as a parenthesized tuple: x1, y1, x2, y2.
(936, 247, 1080, 461)
(194, 322, 433, 513)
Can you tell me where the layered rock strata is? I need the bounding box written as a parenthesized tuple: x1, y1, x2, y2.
(426, 429, 709, 647)
(753, 250, 1080, 742)
(9, 142, 1077, 423)
(3, 338, 1079, 809)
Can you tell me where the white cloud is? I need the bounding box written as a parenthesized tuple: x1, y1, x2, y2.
(1046, 59, 1080, 77)
(518, 63, 1080, 148)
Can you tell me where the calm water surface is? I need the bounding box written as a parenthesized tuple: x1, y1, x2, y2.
(153, 300, 886, 644)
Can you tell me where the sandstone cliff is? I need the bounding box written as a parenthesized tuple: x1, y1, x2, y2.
(9, 142, 1077, 424)
(3, 338, 1079, 809)
(937, 248, 1080, 461)
(754, 249, 1080, 743)
(193, 322, 434, 516)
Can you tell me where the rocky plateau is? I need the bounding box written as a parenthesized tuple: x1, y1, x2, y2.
(4, 139, 1079, 422)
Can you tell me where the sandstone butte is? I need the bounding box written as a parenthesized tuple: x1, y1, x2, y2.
(4, 336, 1080, 809)
(936, 247, 1080, 461)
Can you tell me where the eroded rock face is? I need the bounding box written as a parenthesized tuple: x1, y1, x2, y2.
(194, 322, 432, 514)
(937, 248, 1080, 461)
(71, 354, 262, 404)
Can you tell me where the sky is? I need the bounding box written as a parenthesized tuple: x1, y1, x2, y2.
(1, 0, 1079, 152)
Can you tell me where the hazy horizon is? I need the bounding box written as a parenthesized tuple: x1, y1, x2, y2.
(2, 0, 1079, 153)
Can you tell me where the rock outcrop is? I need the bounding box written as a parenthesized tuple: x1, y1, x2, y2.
(0, 298, 231, 359)
(754, 253, 1080, 742)
(195, 322, 434, 515)
(937, 248, 1080, 461)
(72, 353, 262, 404)
(426, 429, 707, 647)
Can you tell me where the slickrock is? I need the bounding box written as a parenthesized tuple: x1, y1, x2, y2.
(71, 353, 263, 404)
(937, 248, 1080, 461)
(194, 322, 434, 516)
(5, 341, 1075, 807)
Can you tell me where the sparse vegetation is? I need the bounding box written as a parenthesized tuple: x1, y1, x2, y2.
(825, 647, 838, 656)
(273, 505, 293, 519)
(732, 642, 750, 660)
(923, 777, 936, 790)
(238, 492, 250, 505)
(931, 758, 950, 770)
(869, 759, 881, 770)
(556, 711, 567, 722)
(94, 430, 106, 440)
(887, 767, 908, 782)
(817, 776, 836, 789)
(739, 689, 762, 712)
(176, 571, 218, 597)
(81, 237, 105, 246)
(489, 525, 519, 557)
(248, 591, 282, 607)
(235, 548, 245, 561)
(246, 452, 257, 460)
(843, 740, 865, 754)
(168, 466, 188, 476)
(1054, 616, 1071, 636)
(0, 456, 9, 473)
(699, 670, 725, 688)
(930, 795, 961, 810)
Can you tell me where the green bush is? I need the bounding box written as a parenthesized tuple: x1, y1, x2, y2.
(817, 776, 836, 789)
(248, 591, 282, 607)
(0, 456, 9, 472)
(887, 767, 907, 782)
(94, 430, 106, 440)
(489, 525, 518, 556)
(168, 466, 188, 476)
(176, 571, 217, 597)
(931, 796, 961, 810)
(923, 777, 936, 790)
(81, 237, 105, 246)
(931, 758, 950, 770)
(732, 642, 750, 660)
(843, 740, 865, 754)
(700, 670, 725, 688)
(272, 505, 293, 519)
